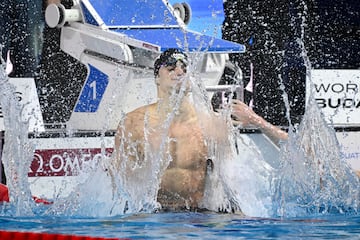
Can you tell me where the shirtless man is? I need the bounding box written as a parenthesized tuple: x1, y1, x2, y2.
(111, 49, 288, 211)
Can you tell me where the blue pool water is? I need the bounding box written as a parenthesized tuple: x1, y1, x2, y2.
(1, 212, 360, 239)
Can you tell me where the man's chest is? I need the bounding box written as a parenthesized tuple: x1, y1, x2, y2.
(168, 122, 208, 168)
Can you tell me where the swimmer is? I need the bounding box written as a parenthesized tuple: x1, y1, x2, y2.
(111, 49, 288, 212)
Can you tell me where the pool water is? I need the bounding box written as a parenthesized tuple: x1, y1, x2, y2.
(1, 211, 360, 239)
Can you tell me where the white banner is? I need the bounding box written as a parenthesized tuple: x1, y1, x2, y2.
(308, 69, 360, 126)
(337, 132, 360, 172)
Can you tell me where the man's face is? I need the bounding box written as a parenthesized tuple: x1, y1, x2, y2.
(157, 60, 188, 94)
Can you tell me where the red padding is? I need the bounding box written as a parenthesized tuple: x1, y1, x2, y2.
(0, 184, 53, 204)
(0, 183, 9, 202)
(0, 230, 129, 240)
(32, 196, 53, 205)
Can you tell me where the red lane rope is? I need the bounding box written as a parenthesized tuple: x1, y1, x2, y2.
(0, 230, 129, 240)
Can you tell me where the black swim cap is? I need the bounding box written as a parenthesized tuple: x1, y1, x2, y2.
(154, 48, 188, 77)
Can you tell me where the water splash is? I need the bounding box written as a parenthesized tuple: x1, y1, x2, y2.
(44, 53, 195, 217)
(185, 53, 275, 216)
(0, 62, 35, 216)
(271, 1, 360, 217)
(273, 96, 360, 217)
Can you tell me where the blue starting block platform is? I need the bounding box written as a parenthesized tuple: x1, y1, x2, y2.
(79, 0, 245, 53)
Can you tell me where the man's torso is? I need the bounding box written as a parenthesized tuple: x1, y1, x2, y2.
(127, 104, 209, 209)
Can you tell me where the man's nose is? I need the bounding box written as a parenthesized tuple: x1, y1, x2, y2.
(175, 66, 185, 76)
